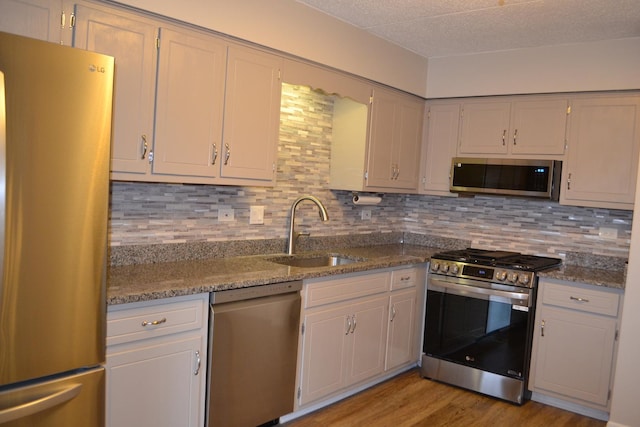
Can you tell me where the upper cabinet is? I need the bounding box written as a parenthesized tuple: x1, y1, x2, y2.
(73, 4, 157, 176)
(365, 86, 424, 191)
(328, 85, 424, 193)
(459, 96, 568, 157)
(560, 94, 640, 210)
(220, 45, 282, 182)
(73, 3, 282, 186)
(0, 0, 73, 45)
(420, 101, 461, 196)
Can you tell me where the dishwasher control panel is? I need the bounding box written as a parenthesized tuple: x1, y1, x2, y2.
(210, 280, 302, 304)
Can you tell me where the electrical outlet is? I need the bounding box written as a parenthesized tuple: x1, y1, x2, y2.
(249, 206, 264, 225)
(361, 209, 372, 221)
(218, 208, 235, 222)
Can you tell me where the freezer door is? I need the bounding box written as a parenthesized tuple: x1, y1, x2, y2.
(0, 367, 105, 426)
(0, 32, 113, 385)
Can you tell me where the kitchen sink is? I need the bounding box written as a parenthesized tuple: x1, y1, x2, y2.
(267, 254, 365, 268)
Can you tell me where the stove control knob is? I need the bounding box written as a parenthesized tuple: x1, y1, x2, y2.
(495, 271, 507, 281)
(450, 264, 460, 274)
(507, 272, 519, 283)
(430, 262, 440, 272)
(519, 275, 531, 286)
(441, 263, 450, 273)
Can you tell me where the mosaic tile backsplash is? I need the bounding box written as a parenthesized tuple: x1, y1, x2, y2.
(109, 84, 633, 259)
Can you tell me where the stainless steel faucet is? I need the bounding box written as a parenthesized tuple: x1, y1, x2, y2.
(287, 195, 329, 255)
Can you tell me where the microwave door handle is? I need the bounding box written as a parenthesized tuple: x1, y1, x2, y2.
(429, 278, 530, 306)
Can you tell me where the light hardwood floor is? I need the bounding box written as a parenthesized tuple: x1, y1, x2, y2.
(283, 369, 606, 427)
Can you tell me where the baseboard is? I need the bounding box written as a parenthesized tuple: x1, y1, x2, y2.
(531, 392, 609, 421)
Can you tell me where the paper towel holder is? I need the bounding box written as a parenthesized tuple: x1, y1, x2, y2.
(352, 192, 383, 205)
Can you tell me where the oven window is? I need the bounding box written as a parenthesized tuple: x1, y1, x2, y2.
(424, 289, 529, 379)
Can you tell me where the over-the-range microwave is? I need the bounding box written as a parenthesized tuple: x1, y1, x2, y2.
(450, 157, 562, 200)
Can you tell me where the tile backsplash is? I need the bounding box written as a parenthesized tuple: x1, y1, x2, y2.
(109, 84, 633, 259)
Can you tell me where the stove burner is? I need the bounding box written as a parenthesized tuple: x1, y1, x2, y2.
(433, 248, 562, 271)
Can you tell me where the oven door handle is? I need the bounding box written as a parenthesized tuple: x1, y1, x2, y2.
(429, 278, 530, 306)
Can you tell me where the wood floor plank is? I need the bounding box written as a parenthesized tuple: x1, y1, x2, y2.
(284, 369, 606, 427)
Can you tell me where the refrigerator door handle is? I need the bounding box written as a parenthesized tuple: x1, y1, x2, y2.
(0, 383, 82, 424)
(0, 71, 6, 302)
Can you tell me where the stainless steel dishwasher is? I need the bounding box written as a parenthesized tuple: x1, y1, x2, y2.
(207, 281, 302, 427)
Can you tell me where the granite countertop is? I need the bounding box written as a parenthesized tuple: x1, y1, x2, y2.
(107, 236, 628, 305)
(538, 264, 626, 290)
(106, 244, 442, 305)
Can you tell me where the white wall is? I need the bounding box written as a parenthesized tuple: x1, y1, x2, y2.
(426, 38, 640, 98)
(110, 0, 429, 97)
(608, 174, 640, 426)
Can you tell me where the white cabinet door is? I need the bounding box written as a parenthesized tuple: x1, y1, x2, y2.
(459, 101, 511, 155)
(561, 95, 640, 209)
(153, 27, 226, 178)
(421, 102, 460, 195)
(346, 296, 388, 385)
(221, 44, 282, 183)
(0, 0, 69, 44)
(299, 305, 350, 406)
(106, 335, 204, 427)
(73, 4, 157, 176)
(510, 98, 568, 155)
(385, 289, 417, 371)
(531, 305, 617, 407)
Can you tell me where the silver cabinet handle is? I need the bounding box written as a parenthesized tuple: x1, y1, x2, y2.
(567, 173, 572, 190)
(390, 305, 397, 322)
(541, 319, 545, 337)
(513, 128, 518, 145)
(194, 350, 201, 376)
(351, 315, 357, 333)
(141, 134, 148, 159)
(502, 129, 506, 145)
(0, 383, 81, 424)
(400, 276, 411, 281)
(141, 317, 166, 327)
(345, 315, 352, 335)
(570, 296, 590, 303)
(211, 143, 218, 165)
(224, 143, 231, 165)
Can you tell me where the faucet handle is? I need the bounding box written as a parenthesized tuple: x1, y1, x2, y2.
(295, 231, 310, 240)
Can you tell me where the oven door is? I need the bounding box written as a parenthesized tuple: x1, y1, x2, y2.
(424, 275, 533, 379)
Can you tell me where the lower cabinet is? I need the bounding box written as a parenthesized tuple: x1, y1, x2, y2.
(529, 278, 622, 412)
(297, 266, 425, 408)
(105, 293, 209, 427)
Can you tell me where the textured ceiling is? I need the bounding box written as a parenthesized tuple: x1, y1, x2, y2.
(295, 0, 640, 58)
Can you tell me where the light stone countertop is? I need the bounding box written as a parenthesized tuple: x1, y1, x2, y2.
(106, 237, 627, 305)
(106, 244, 440, 305)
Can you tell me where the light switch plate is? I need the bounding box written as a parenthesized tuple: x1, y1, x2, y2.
(218, 208, 235, 222)
(250, 206, 264, 225)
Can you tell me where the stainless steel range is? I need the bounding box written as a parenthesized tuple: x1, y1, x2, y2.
(421, 248, 561, 404)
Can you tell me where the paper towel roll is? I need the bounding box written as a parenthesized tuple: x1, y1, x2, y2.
(352, 195, 382, 205)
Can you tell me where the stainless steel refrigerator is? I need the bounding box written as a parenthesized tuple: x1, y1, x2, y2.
(0, 32, 113, 426)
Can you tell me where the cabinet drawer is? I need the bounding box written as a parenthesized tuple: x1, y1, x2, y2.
(541, 282, 620, 317)
(107, 297, 206, 346)
(305, 272, 390, 308)
(391, 268, 418, 290)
